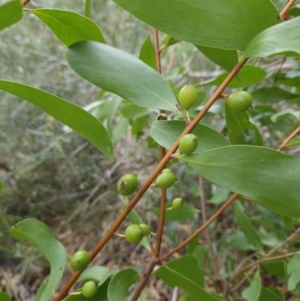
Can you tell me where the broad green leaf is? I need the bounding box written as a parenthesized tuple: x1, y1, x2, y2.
(30, 9, 105, 47)
(0, 80, 113, 159)
(64, 279, 110, 301)
(154, 255, 220, 301)
(225, 103, 263, 145)
(234, 202, 264, 254)
(191, 245, 208, 267)
(139, 34, 156, 69)
(78, 266, 115, 286)
(153, 203, 199, 222)
(112, 0, 280, 51)
(0, 292, 10, 301)
(261, 261, 286, 278)
(34, 281, 48, 301)
(208, 186, 229, 205)
(106, 95, 123, 136)
(271, 108, 299, 123)
(66, 41, 177, 111)
(242, 270, 262, 301)
(150, 120, 229, 153)
(179, 145, 300, 217)
(202, 65, 267, 88)
(244, 16, 300, 58)
(288, 136, 300, 147)
(119, 102, 148, 120)
(10, 219, 66, 301)
(107, 268, 141, 301)
(197, 46, 238, 71)
(222, 229, 254, 251)
(252, 87, 298, 103)
(259, 286, 283, 301)
(287, 254, 300, 290)
(0, 0, 22, 31)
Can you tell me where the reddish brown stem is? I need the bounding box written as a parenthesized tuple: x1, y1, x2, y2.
(280, 0, 297, 19)
(54, 58, 248, 301)
(278, 126, 300, 151)
(161, 193, 239, 261)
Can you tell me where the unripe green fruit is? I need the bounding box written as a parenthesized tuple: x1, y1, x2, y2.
(139, 223, 151, 236)
(81, 281, 98, 298)
(117, 173, 138, 196)
(125, 224, 143, 244)
(70, 250, 90, 271)
(162, 168, 173, 174)
(172, 198, 183, 209)
(178, 85, 197, 110)
(179, 134, 198, 155)
(156, 171, 176, 189)
(226, 91, 253, 112)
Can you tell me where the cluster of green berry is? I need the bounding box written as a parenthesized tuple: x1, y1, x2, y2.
(67, 86, 254, 297)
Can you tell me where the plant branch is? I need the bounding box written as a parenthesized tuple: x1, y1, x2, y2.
(54, 58, 248, 301)
(22, 0, 30, 5)
(153, 28, 167, 258)
(161, 193, 239, 261)
(84, 0, 92, 18)
(278, 125, 300, 151)
(131, 259, 159, 301)
(280, 0, 297, 19)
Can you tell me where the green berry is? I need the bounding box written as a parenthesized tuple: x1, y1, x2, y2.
(70, 250, 90, 271)
(82, 281, 98, 298)
(179, 134, 198, 155)
(156, 171, 176, 189)
(162, 168, 173, 174)
(117, 173, 138, 196)
(178, 85, 197, 110)
(226, 91, 253, 112)
(139, 223, 151, 236)
(125, 224, 143, 244)
(172, 198, 183, 209)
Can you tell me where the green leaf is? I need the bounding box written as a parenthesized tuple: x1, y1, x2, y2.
(106, 95, 123, 137)
(30, 9, 105, 47)
(202, 65, 267, 88)
(288, 136, 300, 147)
(242, 270, 262, 301)
(119, 103, 148, 120)
(154, 255, 220, 301)
(112, 0, 280, 51)
(150, 120, 229, 153)
(153, 203, 199, 222)
(234, 202, 264, 254)
(139, 33, 156, 69)
(261, 260, 286, 278)
(179, 145, 300, 217)
(208, 186, 229, 205)
(66, 41, 177, 111)
(196, 46, 238, 71)
(0, 292, 10, 301)
(107, 268, 141, 301)
(78, 266, 115, 286)
(252, 87, 298, 103)
(10, 219, 67, 301)
(225, 103, 263, 145)
(244, 16, 300, 58)
(0, 0, 22, 31)
(287, 254, 300, 290)
(0, 80, 113, 159)
(271, 108, 299, 123)
(259, 286, 283, 301)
